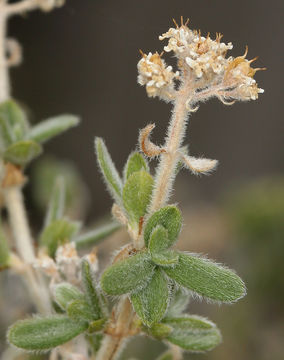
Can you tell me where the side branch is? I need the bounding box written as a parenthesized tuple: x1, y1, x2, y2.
(4, 0, 39, 16)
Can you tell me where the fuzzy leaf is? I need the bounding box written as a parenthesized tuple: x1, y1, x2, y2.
(54, 282, 84, 310)
(101, 251, 155, 295)
(164, 253, 246, 303)
(4, 140, 42, 165)
(131, 268, 169, 326)
(0, 100, 29, 147)
(149, 225, 179, 266)
(27, 115, 79, 144)
(166, 287, 190, 318)
(95, 137, 123, 204)
(144, 206, 182, 248)
(151, 250, 179, 267)
(8, 315, 88, 351)
(163, 316, 222, 352)
(40, 219, 81, 257)
(81, 259, 108, 319)
(67, 299, 94, 322)
(0, 219, 10, 267)
(123, 152, 149, 181)
(44, 176, 66, 227)
(147, 323, 172, 339)
(123, 170, 153, 226)
(74, 221, 120, 249)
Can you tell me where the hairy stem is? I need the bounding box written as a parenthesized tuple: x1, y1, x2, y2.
(0, 1, 51, 313)
(96, 297, 134, 360)
(150, 74, 193, 212)
(4, 186, 35, 263)
(169, 344, 183, 360)
(4, 186, 51, 312)
(96, 73, 194, 360)
(5, 0, 39, 17)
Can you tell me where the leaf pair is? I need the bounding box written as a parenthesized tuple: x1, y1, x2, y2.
(128, 206, 183, 326)
(101, 237, 245, 328)
(95, 138, 153, 230)
(8, 260, 107, 351)
(145, 206, 182, 266)
(100, 249, 167, 326)
(0, 100, 79, 166)
(100, 206, 182, 326)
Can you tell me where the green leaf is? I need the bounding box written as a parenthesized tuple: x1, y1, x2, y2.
(147, 323, 172, 339)
(164, 253, 246, 303)
(151, 250, 179, 267)
(27, 114, 79, 144)
(54, 282, 84, 310)
(8, 315, 88, 351)
(144, 206, 182, 248)
(149, 225, 168, 253)
(0, 100, 29, 147)
(101, 251, 155, 295)
(74, 221, 120, 249)
(81, 259, 108, 319)
(123, 170, 153, 226)
(67, 299, 94, 322)
(123, 151, 149, 181)
(40, 219, 81, 257)
(44, 176, 66, 227)
(4, 140, 42, 166)
(95, 137, 123, 204)
(131, 268, 169, 326)
(0, 219, 10, 268)
(148, 225, 180, 265)
(166, 286, 190, 318)
(163, 316, 222, 352)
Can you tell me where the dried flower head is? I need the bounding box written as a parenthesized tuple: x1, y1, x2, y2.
(138, 17, 265, 105)
(137, 51, 179, 101)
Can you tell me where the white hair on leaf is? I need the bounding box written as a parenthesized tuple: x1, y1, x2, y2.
(181, 154, 218, 175)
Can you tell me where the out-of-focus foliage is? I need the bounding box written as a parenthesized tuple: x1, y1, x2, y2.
(227, 177, 284, 306)
(31, 156, 89, 218)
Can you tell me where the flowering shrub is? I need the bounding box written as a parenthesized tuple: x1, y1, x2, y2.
(0, 7, 265, 360)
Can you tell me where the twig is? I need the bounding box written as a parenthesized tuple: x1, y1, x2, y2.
(0, 0, 52, 313)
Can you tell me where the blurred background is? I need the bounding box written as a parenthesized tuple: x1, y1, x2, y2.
(1, 0, 283, 359)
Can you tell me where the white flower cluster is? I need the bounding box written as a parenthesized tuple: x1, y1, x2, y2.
(138, 20, 264, 103)
(157, 22, 265, 102)
(137, 52, 179, 101)
(159, 27, 233, 79)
